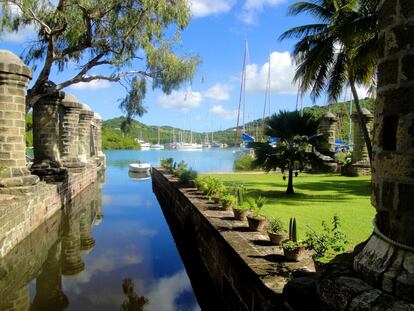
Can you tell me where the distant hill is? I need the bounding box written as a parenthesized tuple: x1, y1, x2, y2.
(102, 98, 375, 149)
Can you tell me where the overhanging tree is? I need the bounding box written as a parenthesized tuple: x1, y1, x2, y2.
(0, 0, 200, 119)
(251, 111, 319, 194)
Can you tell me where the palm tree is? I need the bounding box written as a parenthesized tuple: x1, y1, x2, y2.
(251, 111, 319, 194)
(279, 0, 378, 163)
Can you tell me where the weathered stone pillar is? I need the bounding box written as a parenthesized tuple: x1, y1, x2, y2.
(0, 285, 30, 311)
(78, 104, 94, 164)
(343, 108, 373, 176)
(0, 50, 39, 188)
(79, 207, 95, 252)
(93, 112, 106, 167)
(319, 111, 338, 155)
(59, 93, 85, 169)
(31, 88, 67, 180)
(32, 242, 68, 311)
(354, 0, 414, 302)
(61, 213, 85, 276)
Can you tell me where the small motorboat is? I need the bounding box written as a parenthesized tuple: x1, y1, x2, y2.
(128, 162, 151, 173)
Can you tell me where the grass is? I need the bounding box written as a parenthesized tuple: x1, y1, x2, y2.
(203, 172, 375, 250)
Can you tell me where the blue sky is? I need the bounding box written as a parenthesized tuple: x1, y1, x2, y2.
(0, 0, 353, 132)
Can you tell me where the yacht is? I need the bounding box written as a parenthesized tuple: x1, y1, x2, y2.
(150, 127, 164, 150)
(129, 161, 151, 173)
(135, 139, 150, 150)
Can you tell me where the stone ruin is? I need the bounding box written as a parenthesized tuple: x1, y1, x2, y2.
(0, 50, 106, 189)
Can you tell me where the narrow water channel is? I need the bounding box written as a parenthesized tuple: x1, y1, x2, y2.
(0, 149, 235, 311)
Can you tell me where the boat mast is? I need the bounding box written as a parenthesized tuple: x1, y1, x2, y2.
(234, 39, 248, 148)
(157, 127, 160, 145)
(262, 53, 271, 140)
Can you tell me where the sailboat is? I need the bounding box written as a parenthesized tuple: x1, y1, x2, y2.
(175, 115, 202, 151)
(150, 127, 164, 150)
(234, 40, 255, 153)
(135, 128, 150, 150)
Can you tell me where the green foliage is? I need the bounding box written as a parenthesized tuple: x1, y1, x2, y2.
(178, 169, 198, 184)
(196, 176, 226, 200)
(234, 154, 255, 171)
(219, 194, 236, 209)
(247, 196, 267, 218)
(282, 240, 302, 251)
(25, 113, 33, 147)
(160, 158, 174, 170)
(2, 0, 199, 118)
(233, 184, 247, 209)
(305, 215, 348, 262)
(172, 160, 188, 177)
(269, 217, 286, 233)
(102, 127, 139, 150)
(289, 217, 298, 243)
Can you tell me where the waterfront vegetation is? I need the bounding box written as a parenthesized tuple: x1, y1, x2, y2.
(202, 172, 373, 249)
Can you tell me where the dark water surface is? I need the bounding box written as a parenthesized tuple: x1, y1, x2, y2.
(0, 149, 234, 311)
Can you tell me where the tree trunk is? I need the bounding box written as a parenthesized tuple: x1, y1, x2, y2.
(286, 168, 294, 194)
(349, 80, 373, 164)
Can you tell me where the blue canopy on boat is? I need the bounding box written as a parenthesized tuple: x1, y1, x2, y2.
(242, 133, 255, 142)
(268, 137, 279, 143)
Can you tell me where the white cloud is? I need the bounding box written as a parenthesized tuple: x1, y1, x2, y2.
(189, 0, 234, 18)
(204, 83, 232, 101)
(210, 104, 239, 120)
(240, 0, 285, 24)
(69, 79, 112, 90)
(245, 51, 296, 94)
(158, 88, 203, 111)
(1, 25, 36, 42)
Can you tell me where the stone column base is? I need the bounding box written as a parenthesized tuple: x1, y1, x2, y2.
(342, 161, 371, 177)
(61, 158, 86, 169)
(0, 175, 39, 188)
(31, 160, 68, 183)
(354, 235, 414, 302)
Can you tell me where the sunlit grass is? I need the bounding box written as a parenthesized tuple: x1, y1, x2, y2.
(203, 172, 374, 249)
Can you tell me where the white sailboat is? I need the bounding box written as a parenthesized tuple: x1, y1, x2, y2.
(135, 128, 150, 150)
(150, 127, 164, 150)
(175, 115, 202, 151)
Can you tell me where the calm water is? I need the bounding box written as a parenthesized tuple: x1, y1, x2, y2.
(0, 149, 235, 311)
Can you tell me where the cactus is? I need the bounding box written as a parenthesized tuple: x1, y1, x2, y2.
(289, 217, 297, 243)
(235, 185, 245, 207)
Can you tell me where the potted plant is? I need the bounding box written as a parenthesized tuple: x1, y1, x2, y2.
(160, 157, 174, 171)
(246, 196, 268, 231)
(205, 177, 225, 202)
(282, 218, 305, 261)
(267, 217, 288, 245)
(219, 193, 236, 210)
(232, 185, 250, 220)
(178, 168, 198, 187)
(305, 215, 348, 271)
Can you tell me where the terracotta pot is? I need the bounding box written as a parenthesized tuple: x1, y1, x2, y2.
(312, 256, 329, 272)
(233, 208, 249, 221)
(221, 201, 234, 210)
(212, 196, 220, 203)
(267, 231, 287, 245)
(283, 245, 305, 262)
(247, 216, 268, 231)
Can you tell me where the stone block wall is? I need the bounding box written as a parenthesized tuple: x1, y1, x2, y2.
(0, 181, 101, 310)
(0, 165, 99, 257)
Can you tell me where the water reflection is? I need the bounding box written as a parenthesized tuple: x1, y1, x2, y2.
(0, 151, 200, 310)
(120, 278, 148, 311)
(128, 171, 151, 181)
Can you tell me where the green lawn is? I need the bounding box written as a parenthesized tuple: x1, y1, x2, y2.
(203, 172, 375, 250)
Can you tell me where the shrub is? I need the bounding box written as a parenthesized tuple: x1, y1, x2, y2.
(160, 157, 174, 170)
(247, 196, 267, 218)
(203, 176, 226, 200)
(179, 169, 198, 184)
(233, 154, 255, 171)
(219, 194, 236, 209)
(305, 215, 348, 263)
(173, 160, 188, 177)
(269, 217, 286, 233)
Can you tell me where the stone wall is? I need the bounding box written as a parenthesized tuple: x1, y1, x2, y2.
(0, 165, 99, 257)
(152, 168, 316, 311)
(0, 181, 101, 310)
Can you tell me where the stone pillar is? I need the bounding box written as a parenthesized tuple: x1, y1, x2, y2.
(79, 207, 95, 252)
(319, 111, 338, 155)
(0, 50, 39, 188)
(344, 108, 373, 176)
(0, 286, 30, 311)
(354, 0, 414, 303)
(31, 89, 67, 181)
(93, 113, 106, 167)
(59, 93, 85, 169)
(61, 213, 85, 276)
(32, 242, 68, 311)
(78, 104, 94, 164)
